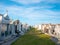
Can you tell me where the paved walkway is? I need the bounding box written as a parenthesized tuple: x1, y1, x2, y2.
(51, 36, 60, 45)
(0, 36, 19, 45)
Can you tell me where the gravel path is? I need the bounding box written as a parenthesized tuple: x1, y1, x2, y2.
(0, 36, 19, 45)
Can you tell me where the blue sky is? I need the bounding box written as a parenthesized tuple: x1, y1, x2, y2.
(0, 0, 60, 25)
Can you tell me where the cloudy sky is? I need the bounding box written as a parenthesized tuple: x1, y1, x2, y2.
(0, 0, 60, 25)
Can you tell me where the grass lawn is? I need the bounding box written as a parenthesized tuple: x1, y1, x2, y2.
(11, 28, 56, 45)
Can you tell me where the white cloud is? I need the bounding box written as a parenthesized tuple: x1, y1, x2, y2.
(11, 0, 60, 5)
(0, 4, 60, 25)
(44, 0, 60, 3)
(0, 4, 60, 19)
(11, 0, 42, 4)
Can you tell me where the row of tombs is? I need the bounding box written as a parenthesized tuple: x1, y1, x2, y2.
(0, 11, 30, 41)
(34, 24, 60, 38)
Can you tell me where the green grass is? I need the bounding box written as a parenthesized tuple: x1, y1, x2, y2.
(11, 28, 56, 45)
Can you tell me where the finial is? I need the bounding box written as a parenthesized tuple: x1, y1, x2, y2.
(4, 9, 8, 17)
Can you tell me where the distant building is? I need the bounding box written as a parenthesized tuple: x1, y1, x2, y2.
(22, 23, 29, 32)
(34, 24, 42, 30)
